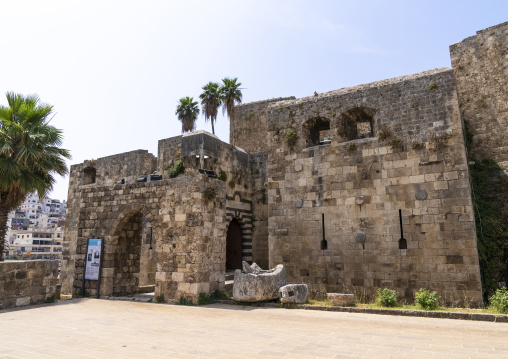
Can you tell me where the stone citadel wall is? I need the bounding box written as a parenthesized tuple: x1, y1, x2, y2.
(232, 97, 295, 152)
(61, 174, 226, 302)
(450, 21, 508, 167)
(261, 68, 482, 305)
(62, 21, 508, 304)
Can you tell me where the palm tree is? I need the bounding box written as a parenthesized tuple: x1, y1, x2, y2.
(0, 93, 71, 260)
(219, 77, 243, 145)
(199, 82, 221, 135)
(175, 97, 200, 133)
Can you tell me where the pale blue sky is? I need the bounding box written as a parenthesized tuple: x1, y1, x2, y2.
(1, 0, 506, 201)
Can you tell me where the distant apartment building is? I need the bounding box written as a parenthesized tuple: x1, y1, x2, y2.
(3, 192, 66, 260)
(9, 228, 64, 260)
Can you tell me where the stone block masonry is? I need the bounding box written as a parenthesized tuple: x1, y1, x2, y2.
(263, 68, 482, 306)
(450, 21, 508, 166)
(62, 21, 508, 306)
(232, 97, 296, 153)
(0, 260, 59, 309)
(61, 174, 227, 303)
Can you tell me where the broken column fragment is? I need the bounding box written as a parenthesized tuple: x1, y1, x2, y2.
(232, 261, 287, 302)
(278, 284, 308, 304)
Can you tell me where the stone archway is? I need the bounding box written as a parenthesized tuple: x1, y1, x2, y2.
(226, 218, 243, 270)
(336, 107, 376, 141)
(112, 210, 143, 295)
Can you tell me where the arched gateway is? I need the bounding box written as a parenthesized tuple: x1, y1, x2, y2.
(226, 218, 243, 270)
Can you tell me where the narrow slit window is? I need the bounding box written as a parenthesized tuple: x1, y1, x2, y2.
(398, 209, 407, 249)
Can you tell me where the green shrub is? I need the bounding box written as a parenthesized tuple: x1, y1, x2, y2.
(411, 140, 425, 150)
(489, 287, 508, 314)
(376, 288, 398, 307)
(346, 142, 357, 152)
(284, 129, 298, 149)
(168, 159, 185, 178)
(388, 136, 403, 150)
(155, 294, 165, 303)
(428, 81, 438, 90)
(377, 126, 393, 141)
(430, 132, 454, 151)
(414, 288, 440, 310)
(198, 291, 223, 305)
(218, 169, 227, 182)
(177, 296, 194, 306)
(203, 187, 217, 202)
(470, 159, 508, 300)
(45, 295, 57, 303)
(228, 180, 236, 189)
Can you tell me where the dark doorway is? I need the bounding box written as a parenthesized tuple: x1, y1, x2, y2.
(112, 211, 143, 296)
(226, 218, 243, 270)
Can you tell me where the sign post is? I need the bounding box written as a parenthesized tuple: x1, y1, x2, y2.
(81, 238, 104, 299)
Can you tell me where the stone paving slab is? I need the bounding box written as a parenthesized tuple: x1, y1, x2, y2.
(1, 299, 508, 358)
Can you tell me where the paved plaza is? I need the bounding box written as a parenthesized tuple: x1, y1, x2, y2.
(0, 299, 507, 358)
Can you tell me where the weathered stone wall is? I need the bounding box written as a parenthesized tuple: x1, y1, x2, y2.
(84, 150, 157, 186)
(61, 149, 158, 295)
(157, 135, 182, 171)
(61, 174, 227, 303)
(232, 97, 296, 152)
(159, 131, 258, 266)
(450, 21, 508, 166)
(265, 68, 483, 305)
(249, 151, 269, 268)
(0, 260, 59, 310)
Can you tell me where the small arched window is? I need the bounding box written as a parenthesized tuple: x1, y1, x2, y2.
(302, 117, 331, 147)
(83, 166, 96, 185)
(337, 107, 376, 141)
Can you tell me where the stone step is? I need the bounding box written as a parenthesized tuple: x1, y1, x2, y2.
(139, 285, 156, 293)
(225, 272, 235, 281)
(225, 280, 234, 296)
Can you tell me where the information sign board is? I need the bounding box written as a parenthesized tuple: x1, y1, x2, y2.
(84, 239, 103, 280)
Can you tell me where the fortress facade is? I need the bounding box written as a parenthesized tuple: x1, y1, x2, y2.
(61, 21, 508, 305)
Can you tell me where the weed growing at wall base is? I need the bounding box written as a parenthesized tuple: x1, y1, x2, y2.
(489, 287, 508, 314)
(177, 296, 194, 306)
(414, 288, 440, 310)
(44, 295, 57, 303)
(376, 288, 398, 307)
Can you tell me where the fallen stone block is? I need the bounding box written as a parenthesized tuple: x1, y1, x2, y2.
(233, 262, 287, 302)
(279, 284, 308, 304)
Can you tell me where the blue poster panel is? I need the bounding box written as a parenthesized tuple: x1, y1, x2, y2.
(84, 239, 102, 280)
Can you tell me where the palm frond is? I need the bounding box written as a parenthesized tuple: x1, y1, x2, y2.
(0, 92, 71, 210)
(175, 96, 200, 133)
